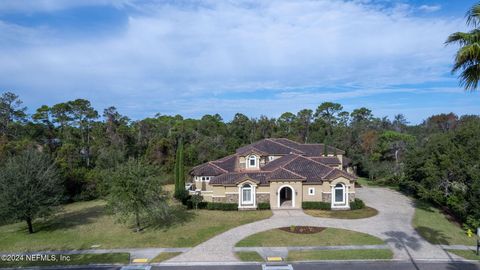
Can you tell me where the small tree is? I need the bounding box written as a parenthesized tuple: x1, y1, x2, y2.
(190, 194, 203, 210)
(174, 138, 185, 199)
(107, 158, 166, 232)
(0, 149, 62, 233)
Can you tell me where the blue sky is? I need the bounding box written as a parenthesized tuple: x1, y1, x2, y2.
(0, 0, 479, 123)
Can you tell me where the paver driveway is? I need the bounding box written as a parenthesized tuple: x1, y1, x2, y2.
(169, 187, 454, 262)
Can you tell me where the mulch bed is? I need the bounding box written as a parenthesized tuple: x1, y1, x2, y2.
(279, 226, 325, 234)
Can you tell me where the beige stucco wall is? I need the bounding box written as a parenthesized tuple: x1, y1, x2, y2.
(269, 181, 303, 209)
(302, 184, 323, 202)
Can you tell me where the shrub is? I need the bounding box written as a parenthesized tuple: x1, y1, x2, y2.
(257, 202, 270, 210)
(350, 198, 365, 210)
(206, 202, 238, 211)
(302, 201, 331, 210)
(186, 199, 207, 210)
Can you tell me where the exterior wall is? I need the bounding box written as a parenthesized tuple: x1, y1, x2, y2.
(269, 181, 303, 209)
(256, 193, 269, 203)
(302, 184, 323, 202)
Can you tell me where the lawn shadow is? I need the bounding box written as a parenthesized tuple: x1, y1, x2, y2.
(30, 205, 106, 233)
(415, 226, 451, 245)
(413, 200, 434, 213)
(146, 205, 195, 231)
(384, 231, 422, 251)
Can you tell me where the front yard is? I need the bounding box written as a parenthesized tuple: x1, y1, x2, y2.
(413, 200, 476, 246)
(304, 207, 378, 219)
(236, 227, 385, 247)
(0, 200, 272, 252)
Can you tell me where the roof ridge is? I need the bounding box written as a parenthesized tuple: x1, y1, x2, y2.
(265, 138, 305, 154)
(276, 167, 306, 179)
(294, 154, 334, 168)
(277, 153, 302, 170)
(208, 162, 228, 173)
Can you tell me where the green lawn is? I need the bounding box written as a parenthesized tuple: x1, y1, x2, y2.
(447, 249, 480, 261)
(150, 252, 182, 262)
(235, 251, 265, 262)
(304, 207, 378, 219)
(236, 227, 384, 247)
(0, 200, 272, 252)
(413, 201, 476, 246)
(287, 249, 393, 261)
(0, 253, 129, 268)
(356, 177, 399, 190)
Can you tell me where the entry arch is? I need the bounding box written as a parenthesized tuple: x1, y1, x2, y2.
(277, 184, 295, 208)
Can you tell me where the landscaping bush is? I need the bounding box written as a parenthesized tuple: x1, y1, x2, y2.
(186, 199, 207, 210)
(257, 203, 270, 210)
(302, 201, 331, 210)
(350, 198, 365, 210)
(206, 202, 238, 211)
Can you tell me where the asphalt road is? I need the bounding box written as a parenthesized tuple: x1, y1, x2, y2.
(15, 261, 480, 270)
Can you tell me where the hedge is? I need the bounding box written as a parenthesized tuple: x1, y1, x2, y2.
(206, 202, 238, 211)
(302, 201, 331, 210)
(257, 202, 270, 210)
(350, 198, 365, 210)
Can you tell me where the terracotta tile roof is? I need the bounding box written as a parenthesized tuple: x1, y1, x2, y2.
(211, 155, 237, 172)
(267, 168, 306, 180)
(191, 138, 355, 184)
(190, 163, 226, 176)
(310, 156, 341, 165)
(210, 172, 269, 185)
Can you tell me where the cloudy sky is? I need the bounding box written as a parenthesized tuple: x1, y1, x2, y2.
(0, 0, 478, 123)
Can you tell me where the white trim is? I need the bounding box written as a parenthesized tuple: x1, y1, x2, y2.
(199, 191, 213, 193)
(241, 184, 253, 204)
(277, 185, 295, 208)
(308, 187, 315, 195)
(256, 192, 270, 194)
(247, 155, 257, 168)
(212, 195, 226, 198)
(225, 192, 239, 194)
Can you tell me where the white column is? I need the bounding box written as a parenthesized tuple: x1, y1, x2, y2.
(331, 185, 334, 208)
(238, 186, 241, 208)
(346, 185, 349, 207)
(253, 186, 256, 207)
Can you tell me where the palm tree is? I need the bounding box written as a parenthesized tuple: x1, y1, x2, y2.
(446, 3, 480, 91)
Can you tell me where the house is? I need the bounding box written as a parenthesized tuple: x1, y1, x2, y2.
(189, 138, 356, 210)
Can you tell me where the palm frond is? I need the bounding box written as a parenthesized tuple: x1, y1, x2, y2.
(466, 3, 480, 27)
(459, 63, 480, 91)
(452, 43, 480, 72)
(445, 30, 480, 46)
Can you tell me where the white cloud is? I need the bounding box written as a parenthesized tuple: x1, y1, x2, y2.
(418, 4, 442, 13)
(0, 0, 470, 122)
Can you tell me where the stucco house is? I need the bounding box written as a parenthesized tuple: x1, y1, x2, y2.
(189, 138, 356, 210)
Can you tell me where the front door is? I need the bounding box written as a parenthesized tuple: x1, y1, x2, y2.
(279, 186, 293, 207)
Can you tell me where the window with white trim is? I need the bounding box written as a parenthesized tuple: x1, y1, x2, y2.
(334, 183, 345, 203)
(241, 184, 253, 204)
(308, 187, 315, 195)
(200, 176, 211, 181)
(268, 156, 274, 161)
(248, 155, 257, 168)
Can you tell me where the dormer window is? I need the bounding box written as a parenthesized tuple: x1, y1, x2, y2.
(248, 155, 257, 168)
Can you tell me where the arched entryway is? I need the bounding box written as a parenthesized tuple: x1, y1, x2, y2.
(278, 185, 294, 208)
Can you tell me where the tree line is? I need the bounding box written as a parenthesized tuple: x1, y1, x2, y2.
(0, 91, 478, 231)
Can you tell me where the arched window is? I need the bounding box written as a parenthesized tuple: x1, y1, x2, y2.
(334, 183, 345, 204)
(241, 184, 253, 204)
(248, 155, 257, 168)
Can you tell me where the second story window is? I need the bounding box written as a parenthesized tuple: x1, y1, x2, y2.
(248, 155, 257, 168)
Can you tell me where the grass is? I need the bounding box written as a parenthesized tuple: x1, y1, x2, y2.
(235, 227, 384, 247)
(150, 252, 182, 262)
(447, 249, 480, 261)
(286, 249, 393, 261)
(413, 200, 476, 246)
(0, 253, 129, 268)
(0, 200, 272, 252)
(355, 177, 399, 191)
(304, 207, 378, 219)
(235, 251, 265, 262)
